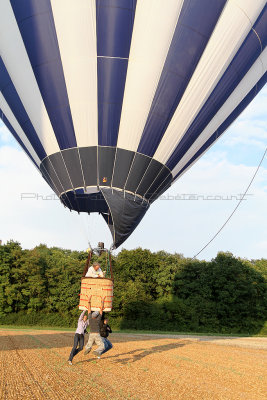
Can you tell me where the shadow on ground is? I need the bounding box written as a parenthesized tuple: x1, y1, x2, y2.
(76, 341, 190, 365)
(0, 330, 245, 352)
(0, 331, 189, 351)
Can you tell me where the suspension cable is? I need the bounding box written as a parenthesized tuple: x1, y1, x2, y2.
(193, 147, 267, 259)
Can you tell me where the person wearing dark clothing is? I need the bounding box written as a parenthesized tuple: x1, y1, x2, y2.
(68, 299, 90, 365)
(84, 297, 105, 356)
(99, 318, 113, 355)
(88, 312, 102, 333)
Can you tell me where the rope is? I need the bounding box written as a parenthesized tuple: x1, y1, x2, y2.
(76, 213, 90, 247)
(77, 212, 95, 251)
(105, 249, 110, 277)
(193, 147, 267, 259)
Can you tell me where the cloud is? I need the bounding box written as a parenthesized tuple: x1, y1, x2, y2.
(238, 85, 267, 121)
(219, 88, 267, 150)
(222, 119, 267, 149)
(125, 152, 267, 260)
(255, 240, 267, 251)
(1, 138, 266, 260)
(0, 144, 111, 251)
(0, 123, 13, 144)
(0, 86, 266, 260)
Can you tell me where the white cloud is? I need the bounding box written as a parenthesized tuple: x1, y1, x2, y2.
(0, 86, 266, 260)
(124, 153, 267, 260)
(220, 87, 267, 149)
(255, 240, 267, 251)
(0, 139, 266, 260)
(238, 85, 267, 121)
(0, 123, 13, 143)
(0, 145, 111, 251)
(222, 119, 267, 149)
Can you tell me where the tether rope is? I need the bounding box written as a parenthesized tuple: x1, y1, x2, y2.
(193, 147, 267, 259)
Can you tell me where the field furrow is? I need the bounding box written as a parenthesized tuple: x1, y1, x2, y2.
(0, 330, 266, 400)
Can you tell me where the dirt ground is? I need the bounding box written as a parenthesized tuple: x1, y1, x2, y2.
(0, 329, 266, 400)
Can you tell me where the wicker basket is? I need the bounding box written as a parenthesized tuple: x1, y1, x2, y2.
(79, 277, 114, 312)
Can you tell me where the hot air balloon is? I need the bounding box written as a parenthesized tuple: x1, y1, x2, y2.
(0, 0, 266, 249)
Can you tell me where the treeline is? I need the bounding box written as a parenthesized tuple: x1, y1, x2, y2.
(0, 241, 266, 334)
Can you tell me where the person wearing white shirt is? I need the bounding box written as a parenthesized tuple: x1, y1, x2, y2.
(85, 262, 104, 278)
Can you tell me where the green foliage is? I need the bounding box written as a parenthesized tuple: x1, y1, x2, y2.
(0, 242, 266, 334)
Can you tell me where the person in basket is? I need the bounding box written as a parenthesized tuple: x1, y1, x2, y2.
(85, 262, 104, 278)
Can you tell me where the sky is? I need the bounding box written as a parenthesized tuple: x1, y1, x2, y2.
(0, 86, 266, 260)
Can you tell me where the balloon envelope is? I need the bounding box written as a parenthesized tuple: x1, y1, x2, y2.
(0, 0, 266, 248)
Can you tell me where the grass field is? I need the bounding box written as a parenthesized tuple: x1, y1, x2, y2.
(0, 329, 266, 400)
(1, 325, 266, 336)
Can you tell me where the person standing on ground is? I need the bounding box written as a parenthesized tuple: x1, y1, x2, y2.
(68, 297, 91, 365)
(84, 297, 105, 357)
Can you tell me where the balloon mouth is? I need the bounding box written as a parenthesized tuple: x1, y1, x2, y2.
(59, 187, 150, 249)
(40, 146, 172, 248)
(83, 186, 99, 194)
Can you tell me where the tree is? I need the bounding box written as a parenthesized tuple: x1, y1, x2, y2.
(0, 242, 266, 334)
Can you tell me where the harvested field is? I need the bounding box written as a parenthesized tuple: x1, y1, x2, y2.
(0, 329, 266, 400)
